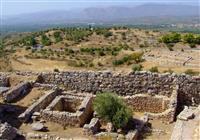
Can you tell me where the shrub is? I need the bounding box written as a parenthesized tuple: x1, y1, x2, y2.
(25, 46, 31, 50)
(189, 43, 196, 48)
(41, 35, 51, 46)
(53, 31, 63, 42)
(103, 32, 113, 38)
(149, 66, 159, 73)
(161, 32, 181, 44)
(184, 69, 199, 76)
(163, 69, 173, 74)
(93, 93, 131, 129)
(183, 33, 195, 44)
(167, 44, 174, 51)
(132, 64, 143, 72)
(53, 68, 60, 72)
(22, 36, 37, 46)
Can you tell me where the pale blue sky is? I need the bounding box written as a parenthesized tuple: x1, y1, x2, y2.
(2, 0, 199, 16)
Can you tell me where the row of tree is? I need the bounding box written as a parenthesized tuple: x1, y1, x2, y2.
(160, 32, 200, 46)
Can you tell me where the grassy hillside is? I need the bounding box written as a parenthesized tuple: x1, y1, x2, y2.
(2, 27, 200, 75)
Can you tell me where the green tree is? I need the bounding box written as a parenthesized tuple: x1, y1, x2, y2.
(93, 93, 131, 129)
(195, 35, 200, 44)
(53, 31, 63, 42)
(41, 35, 51, 46)
(23, 36, 36, 46)
(183, 33, 195, 44)
(161, 32, 181, 44)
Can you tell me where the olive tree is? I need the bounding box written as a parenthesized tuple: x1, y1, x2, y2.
(93, 92, 132, 129)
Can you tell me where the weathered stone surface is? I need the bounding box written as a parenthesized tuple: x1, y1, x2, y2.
(177, 106, 195, 121)
(106, 122, 114, 133)
(3, 82, 32, 102)
(31, 122, 45, 131)
(0, 122, 18, 140)
(41, 95, 93, 127)
(84, 118, 101, 135)
(125, 130, 138, 140)
(19, 89, 60, 122)
(170, 105, 200, 140)
(0, 87, 9, 95)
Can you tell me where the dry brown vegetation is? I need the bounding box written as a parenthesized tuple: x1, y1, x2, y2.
(2, 27, 200, 74)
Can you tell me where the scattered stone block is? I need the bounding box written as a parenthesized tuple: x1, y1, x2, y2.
(106, 122, 114, 132)
(125, 130, 138, 140)
(177, 106, 195, 121)
(31, 122, 45, 131)
(84, 118, 101, 135)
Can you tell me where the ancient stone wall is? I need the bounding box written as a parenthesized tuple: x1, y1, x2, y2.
(19, 88, 60, 122)
(41, 96, 93, 127)
(125, 95, 170, 113)
(3, 82, 32, 102)
(146, 86, 178, 123)
(38, 71, 176, 97)
(38, 71, 200, 106)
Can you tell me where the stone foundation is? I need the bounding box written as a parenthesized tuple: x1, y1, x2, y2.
(19, 88, 60, 122)
(41, 95, 93, 127)
(146, 86, 178, 123)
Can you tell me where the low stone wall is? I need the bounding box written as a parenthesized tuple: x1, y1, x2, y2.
(37, 71, 200, 106)
(38, 71, 176, 97)
(3, 82, 32, 102)
(125, 94, 170, 113)
(146, 86, 178, 123)
(41, 96, 93, 127)
(19, 88, 60, 122)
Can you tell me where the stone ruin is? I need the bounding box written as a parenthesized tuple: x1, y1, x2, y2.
(41, 95, 93, 127)
(0, 71, 199, 140)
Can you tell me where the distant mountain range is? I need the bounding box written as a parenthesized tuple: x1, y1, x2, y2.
(3, 4, 199, 25)
(1, 4, 199, 34)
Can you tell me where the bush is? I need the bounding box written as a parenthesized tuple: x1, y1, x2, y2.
(189, 43, 196, 48)
(22, 36, 37, 46)
(183, 33, 195, 44)
(149, 66, 159, 73)
(161, 32, 181, 44)
(41, 35, 51, 46)
(53, 68, 59, 72)
(93, 93, 131, 129)
(163, 69, 173, 74)
(25, 46, 31, 50)
(184, 69, 199, 76)
(132, 64, 143, 72)
(53, 31, 63, 42)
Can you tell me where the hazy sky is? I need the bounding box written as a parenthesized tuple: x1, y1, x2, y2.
(1, 0, 199, 16)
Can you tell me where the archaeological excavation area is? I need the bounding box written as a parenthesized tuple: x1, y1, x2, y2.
(0, 71, 199, 140)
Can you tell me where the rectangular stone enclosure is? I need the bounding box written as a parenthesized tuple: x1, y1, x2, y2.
(41, 95, 93, 127)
